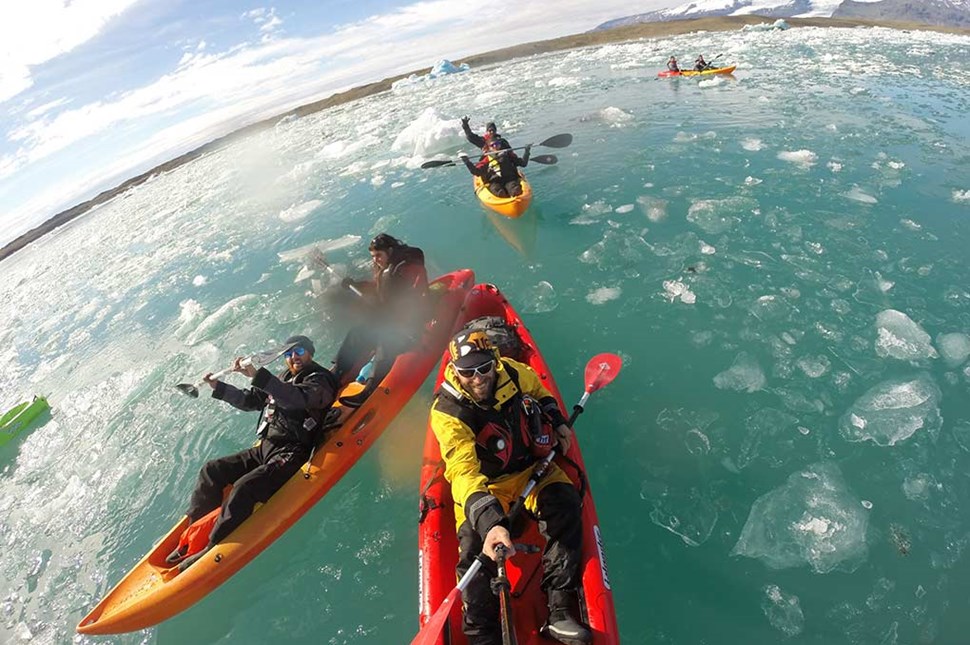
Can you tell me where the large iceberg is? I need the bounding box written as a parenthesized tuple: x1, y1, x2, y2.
(732, 462, 869, 573)
(839, 373, 942, 446)
(391, 59, 469, 89)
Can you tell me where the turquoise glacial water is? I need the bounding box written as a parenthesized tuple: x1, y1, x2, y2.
(2, 24, 970, 644)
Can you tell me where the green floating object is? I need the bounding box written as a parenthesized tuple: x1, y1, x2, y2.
(0, 395, 50, 446)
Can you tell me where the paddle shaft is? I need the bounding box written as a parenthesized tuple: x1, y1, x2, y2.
(312, 251, 364, 297)
(494, 546, 518, 645)
(188, 358, 252, 390)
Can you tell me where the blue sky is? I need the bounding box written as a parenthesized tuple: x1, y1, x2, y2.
(0, 0, 675, 246)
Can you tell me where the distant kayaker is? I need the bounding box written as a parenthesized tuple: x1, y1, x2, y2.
(667, 55, 680, 72)
(429, 330, 591, 645)
(169, 335, 338, 571)
(459, 117, 531, 198)
(331, 233, 428, 407)
(694, 54, 710, 71)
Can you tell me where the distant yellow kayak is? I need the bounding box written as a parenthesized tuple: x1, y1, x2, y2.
(473, 172, 533, 219)
(658, 65, 737, 78)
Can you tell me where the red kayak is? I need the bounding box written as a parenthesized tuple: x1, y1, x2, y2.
(416, 283, 620, 644)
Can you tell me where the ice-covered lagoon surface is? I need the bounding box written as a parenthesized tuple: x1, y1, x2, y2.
(2, 24, 970, 644)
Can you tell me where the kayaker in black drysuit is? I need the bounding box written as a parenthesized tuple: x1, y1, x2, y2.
(429, 329, 591, 645)
(694, 54, 711, 71)
(169, 335, 337, 571)
(459, 117, 531, 198)
(331, 233, 429, 407)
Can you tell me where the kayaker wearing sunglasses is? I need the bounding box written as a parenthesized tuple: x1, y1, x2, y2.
(429, 329, 590, 645)
(168, 334, 338, 570)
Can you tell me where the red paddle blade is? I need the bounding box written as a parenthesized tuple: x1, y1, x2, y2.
(411, 586, 461, 645)
(584, 353, 622, 393)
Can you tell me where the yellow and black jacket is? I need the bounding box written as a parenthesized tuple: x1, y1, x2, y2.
(430, 357, 567, 538)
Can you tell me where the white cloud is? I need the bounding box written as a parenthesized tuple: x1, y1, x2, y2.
(0, 0, 140, 103)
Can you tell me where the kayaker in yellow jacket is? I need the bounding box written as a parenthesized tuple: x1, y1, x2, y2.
(430, 329, 591, 645)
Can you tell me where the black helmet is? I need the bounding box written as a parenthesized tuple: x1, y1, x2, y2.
(369, 233, 402, 252)
(485, 121, 497, 133)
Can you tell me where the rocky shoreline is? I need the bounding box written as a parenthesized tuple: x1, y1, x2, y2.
(2, 15, 965, 262)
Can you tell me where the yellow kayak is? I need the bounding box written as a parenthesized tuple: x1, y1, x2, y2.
(473, 172, 533, 219)
(658, 65, 737, 78)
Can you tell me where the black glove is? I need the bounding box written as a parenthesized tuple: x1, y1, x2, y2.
(460, 116, 470, 126)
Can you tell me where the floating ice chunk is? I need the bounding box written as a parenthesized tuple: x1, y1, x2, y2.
(731, 462, 869, 573)
(741, 138, 763, 151)
(738, 408, 799, 469)
(520, 281, 558, 314)
(828, 161, 843, 172)
(875, 309, 938, 360)
(838, 373, 942, 446)
(844, 186, 877, 204)
(279, 199, 322, 222)
(874, 271, 894, 293)
(391, 106, 462, 157)
(953, 190, 970, 203)
(797, 355, 831, 378)
(762, 585, 804, 637)
(777, 150, 817, 167)
(277, 234, 361, 262)
(176, 299, 204, 336)
(662, 279, 696, 304)
(642, 482, 719, 547)
(935, 333, 970, 367)
(595, 106, 634, 126)
(615, 204, 635, 214)
(699, 241, 716, 255)
(744, 176, 762, 186)
(686, 197, 757, 234)
(586, 286, 621, 305)
(192, 275, 207, 287)
(714, 352, 766, 393)
(637, 195, 667, 222)
(902, 473, 934, 502)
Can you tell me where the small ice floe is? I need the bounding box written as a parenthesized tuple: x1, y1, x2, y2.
(594, 106, 634, 127)
(662, 279, 696, 304)
(175, 299, 204, 337)
(192, 275, 207, 287)
(279, 199, 323, 222)
(843, 186, 877, 204)
(762, 585, 804, 637)
(953, 190, 970, 203)
(742, 18, 789, 31)
(732, 462, 869, 573)
(641, 481, 719, 547)
(796, 354, 831, 378)
(875, 309, 938, 360)
(744, 176, 762, 186)
(637, 195, 667, 222)
(936, 332, 970, 367)
(828, 161, 843, 172)
(686, 197, 756, 234)
(615, 204, 635, 214)
(741, 138, 763, 152)
(839, 373, 942, 446)
(586, 286, 621, 304)
(713, 351, 765, 393)
(185, 294, 260, 346)
(277, 234, 361, 263)
(520, 281, 558, 314)
(777, 150, 817, 167)
(699, 241, 716, 255)
(874, 271, 894, 293)
(900, 218, 921, 231)
(697, 76, 725, 88)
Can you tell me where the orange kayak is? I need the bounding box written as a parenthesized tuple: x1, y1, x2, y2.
(417, 283, 620, 644)
(658, 65, 736, 77)
(77, 269, 475, 635)
(473, 172, 533, 218)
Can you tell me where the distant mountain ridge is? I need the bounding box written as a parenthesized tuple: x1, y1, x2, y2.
(596, 0, 970, 29)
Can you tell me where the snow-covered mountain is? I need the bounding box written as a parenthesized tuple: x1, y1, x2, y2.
(595, 0, 970, 29)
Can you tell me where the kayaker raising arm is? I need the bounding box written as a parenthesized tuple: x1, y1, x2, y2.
(459, 117, 531, 198)
(331, 233, 429, 407)
(169, 335, 338, 571)
(429, 330, 591, 645)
